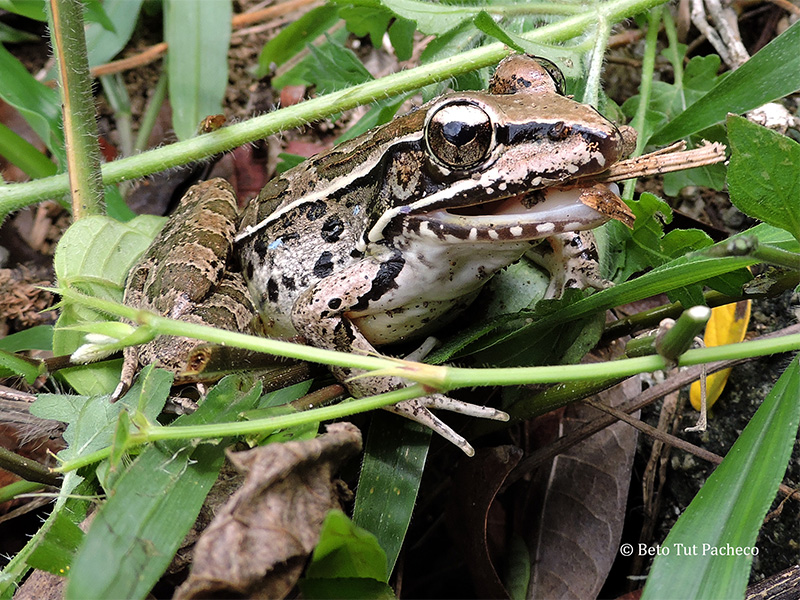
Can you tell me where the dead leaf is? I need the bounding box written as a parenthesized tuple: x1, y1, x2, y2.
(447, 445, 523, 599)
(527, 378, 641, 599)
(174, 422, 362, 600)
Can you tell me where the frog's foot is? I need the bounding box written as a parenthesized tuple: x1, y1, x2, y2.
(385, 395, 509, 456)
(527, 231, 609, 299)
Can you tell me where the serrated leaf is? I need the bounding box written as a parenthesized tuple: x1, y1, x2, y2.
(381, 0, 476, 34)
(643, 357, 800, 599)
(727, 115, 800, 242)
(306, 37, 374, 94)
(257, 4, 340, 77)
(164, 0, 231, 140)
(65, 375, 262, 600)
(306, 510, 388, 581)
(353, 413, 429, 574)
(690, 300, 751, 411)
(0, 348, 40, 382)
(651, 19, 800, 145)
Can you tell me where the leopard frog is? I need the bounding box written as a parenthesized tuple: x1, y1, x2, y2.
(120, 55, 634, 455)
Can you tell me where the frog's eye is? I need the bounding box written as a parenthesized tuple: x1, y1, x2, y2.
(426, 102, 494, 169)
(533, 57, 566, 96)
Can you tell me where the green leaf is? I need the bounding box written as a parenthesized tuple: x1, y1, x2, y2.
(0, 121, 57, 178)
(164, 0, 231, 140)
(85, 0, 145, 67)
(257, 4, 340, 77)
(353, 413, 429, 574)
(52, 214, 163, 395)
(381, 0, 475, 34)
(0, 0, 45, 21)
(306, 510, 388, 581)
(300, 577, 396, 599)
(65, 375, 262, 600)
(650, 19, 800, 145)
(727, 114, 800, 242)
(0, 22, 38, 43)
(0, 348, 40, 382)
(306, 37, 374, 94)
(0, 325, 53, 352)
(26, 510, 84, 575)
(0, 43, 65, 167)
(387, 16, 415, 61)
(642, 357, 800, 598)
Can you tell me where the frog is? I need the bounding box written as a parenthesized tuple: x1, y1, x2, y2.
(118, 54, 635, 456)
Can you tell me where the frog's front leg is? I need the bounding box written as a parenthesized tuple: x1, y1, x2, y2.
(291, 255, 508, 456)
(527, 231, 608, 299)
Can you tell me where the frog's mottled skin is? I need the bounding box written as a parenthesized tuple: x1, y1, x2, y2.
(121, 55, 634, 455)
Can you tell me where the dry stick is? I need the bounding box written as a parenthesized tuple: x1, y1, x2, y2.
(89, 0, 319, 78)
(506, 322, 800, 487)
(596, 141, 727, 183)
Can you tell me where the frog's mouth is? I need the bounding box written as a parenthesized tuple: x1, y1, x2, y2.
(405, 183, 632, 243)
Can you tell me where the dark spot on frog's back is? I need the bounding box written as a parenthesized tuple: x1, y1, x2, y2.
(282, 274, 296, 290)
(305, 200, 327, 221)
(321, 215, 344, 243)
(267, 277, 279, 303)
(313, 251, 334, 278)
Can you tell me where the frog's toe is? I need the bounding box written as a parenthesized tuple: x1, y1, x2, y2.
(386, 396, 508, 456)
(417, 395, 509, 421)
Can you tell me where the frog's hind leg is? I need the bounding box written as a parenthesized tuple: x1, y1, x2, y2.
(386, 396, 508, 456)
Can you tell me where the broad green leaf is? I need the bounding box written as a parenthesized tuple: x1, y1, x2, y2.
(26, 511, 84, 575)
(0, 0, 45, 20)
(53, 214, 163, 395)
(642, 357, 800, 598)
(387, 15, 415, 61)
(164, 0, 231, 140)
(306, 38, 374, 94)
(382, 0, 477, 34)
(85, 0, 145, 67)
(0, 325, 53, 352)
(30, 366, 171, 506)
(257, 4, 340, 77)
(66, 375, 262, 600)
(0, 44, 65, 167)
(727, 114, 800, 242)
(353, 413, 429, 574)
(650, 19, 800, 145)
(306, 510, 388, 581)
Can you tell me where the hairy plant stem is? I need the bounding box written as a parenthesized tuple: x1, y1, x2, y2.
(48, 0, 105, 218)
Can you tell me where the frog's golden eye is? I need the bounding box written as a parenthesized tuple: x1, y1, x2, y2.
(426, 102, 494, 169)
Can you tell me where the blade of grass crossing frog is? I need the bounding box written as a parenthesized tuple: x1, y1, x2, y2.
(353, 412, 431, 574)
(65, 376, 263, 600)
(642, 357, 800, 599)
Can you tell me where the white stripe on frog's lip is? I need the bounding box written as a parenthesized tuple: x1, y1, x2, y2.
(402, 186, 613, 243)
(234, 129, 425, 244)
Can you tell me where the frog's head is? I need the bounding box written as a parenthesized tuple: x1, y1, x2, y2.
(369, 55, 633, 247)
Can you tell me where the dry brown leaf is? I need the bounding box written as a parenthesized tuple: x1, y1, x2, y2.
(447, 446, 523, 599)
(527, 378, 641, 599)
(174, 422, 362, 600)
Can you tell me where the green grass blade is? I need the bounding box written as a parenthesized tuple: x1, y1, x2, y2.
(0, 121, 56, 178)
(353, 413, 430, 574)
(642, 356, 800, 599)
(164, 0, 231, 140)
(650, 19, 800, 145)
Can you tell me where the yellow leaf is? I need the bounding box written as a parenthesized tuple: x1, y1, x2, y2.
(690, 300, 751, 411)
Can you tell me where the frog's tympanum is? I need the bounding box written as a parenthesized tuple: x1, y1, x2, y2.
(119, 55, 635, 455)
